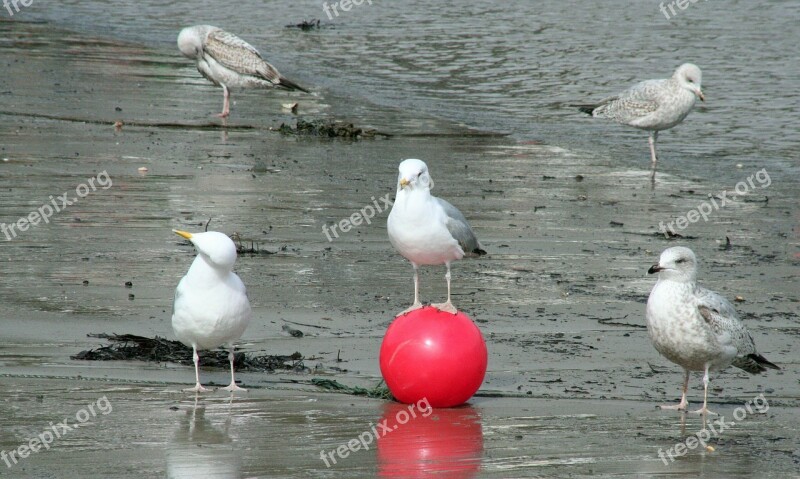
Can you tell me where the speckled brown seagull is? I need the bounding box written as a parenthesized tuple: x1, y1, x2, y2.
(576, 63, 704, 178)
(178, 25, 309, 118)
(646, 247, 779, 415)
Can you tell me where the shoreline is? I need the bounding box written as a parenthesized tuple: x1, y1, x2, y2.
(0, 16, 797, 479)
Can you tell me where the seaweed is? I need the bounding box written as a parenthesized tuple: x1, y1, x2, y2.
(311, 378, 393, 400)
(277, 119, 389, 139)
(285, 19, 322, 31)
(71, 333, 307, 373)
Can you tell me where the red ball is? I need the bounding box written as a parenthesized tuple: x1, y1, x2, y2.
(379, 306, 488, 408)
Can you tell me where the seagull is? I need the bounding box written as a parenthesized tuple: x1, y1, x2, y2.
(387, 159, 486, 316)
(172, 230, 252, 392)
(576, 63, 704, 178)
(646, 246, 779, 415)
(177, 25, 309, 118)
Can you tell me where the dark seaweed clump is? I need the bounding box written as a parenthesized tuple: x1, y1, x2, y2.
(285, 19, 322, 30)
(277, 119, 386, 139)
(311, 378, 393, 400)
(71, 333, 307, 373)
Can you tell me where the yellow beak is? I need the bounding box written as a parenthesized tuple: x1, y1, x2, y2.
(399, 178, 410, 188)
(173, 229, 193, 240)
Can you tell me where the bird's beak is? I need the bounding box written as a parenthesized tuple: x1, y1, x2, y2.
(399, 178, 410, 189)
(648, 264, 664, 274)
(697, 89, 705, 102)
(173, 229, 193, 240)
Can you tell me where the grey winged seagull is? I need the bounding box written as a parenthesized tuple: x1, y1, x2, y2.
(178, 25, 309, 118)
(576, 63, 704, 179)
(387, 159, 486, 316)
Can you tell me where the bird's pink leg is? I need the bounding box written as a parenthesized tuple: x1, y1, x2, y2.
(222, 346, 246, 392)
(217, 85, 230, 118)
(432, 262, 458, 314)
(397, 264, 423, 316)
(660, 369, 689, 411)
(184, 345, 211, 393)
(648, 131, 659, 182)
(691, 365, 718, 416)
(648, 131, 659, 167)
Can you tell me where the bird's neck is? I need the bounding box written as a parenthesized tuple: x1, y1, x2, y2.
(396, 189, 433, 216)
(397, 187, 431, 203)
(655, 277, 696, 297)
(186, 254, 229, 284)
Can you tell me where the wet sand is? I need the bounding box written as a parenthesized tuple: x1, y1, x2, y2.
(0, 18, 798, 478)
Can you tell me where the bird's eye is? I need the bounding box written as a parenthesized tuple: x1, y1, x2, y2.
(676, 258, 686, 264)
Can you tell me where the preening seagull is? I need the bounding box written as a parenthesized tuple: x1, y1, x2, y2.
(387, 159, 486, 316)
(576, 63, 704, 178)
(646, 247, 778, 415)
(172, 229, 252, 393)
(178, 25, 309, 118)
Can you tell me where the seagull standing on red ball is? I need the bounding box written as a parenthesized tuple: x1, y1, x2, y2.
(387, 159, 486, 316)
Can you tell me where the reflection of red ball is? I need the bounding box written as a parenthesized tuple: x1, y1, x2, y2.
(379, 307, 488, 408)
(377, 403, 483, 478)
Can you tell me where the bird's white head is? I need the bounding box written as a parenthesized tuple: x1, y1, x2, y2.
(177, 25, 217, 59)
(674, 63, 704, 102)
(397, 158, 434, 192)
(648, 246, 698, 283)
(173, 230, 238, 270)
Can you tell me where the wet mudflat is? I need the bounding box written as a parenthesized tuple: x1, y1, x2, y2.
(0, 16, 798, 479)
(2, 378, 798, 478)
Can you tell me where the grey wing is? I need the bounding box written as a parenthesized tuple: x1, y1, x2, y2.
(696, 287, 757, 356)
(204, 30, 282, 84)
(592, 79, 665, 123)
(436, 197, 486, 257)
(171, 285, 180, 318)
(172, 276, 188, 318)
(697, 287, 781, 373)
(696, 286, 739, 318)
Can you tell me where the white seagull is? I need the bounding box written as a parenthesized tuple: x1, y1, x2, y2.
(646, 247, 779, 415)
(178, 25, 309, 118)
(387, 159, 486, 316)
(172, 229, 252, 392)
(577, 63, 704, 177)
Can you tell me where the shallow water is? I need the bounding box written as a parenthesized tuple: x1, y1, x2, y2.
(15, 0, 800, 179)
(0, 3, 798, 478)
